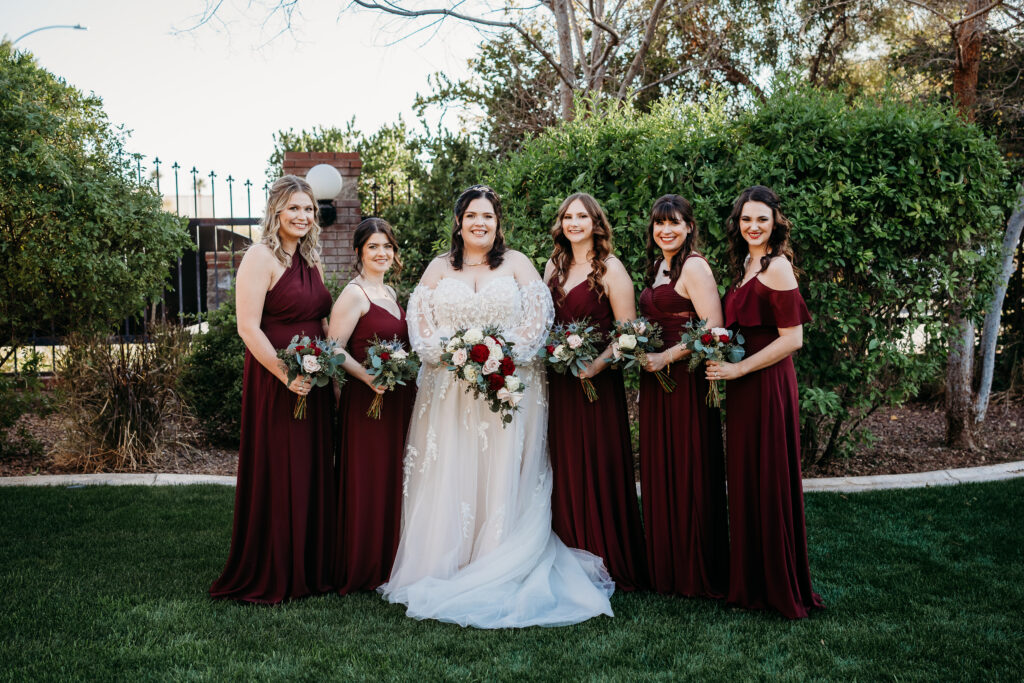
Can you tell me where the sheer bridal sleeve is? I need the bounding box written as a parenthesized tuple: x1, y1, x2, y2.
(506, 279, 554, 362)
(406, 284, 449, 365)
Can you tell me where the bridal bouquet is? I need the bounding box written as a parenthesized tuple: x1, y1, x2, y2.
(537, 317, 602, 402)
(440, 326, 525, 426)
(277, 335, 346, 419)
(363, 336, 421, 419)
(607, 317, 676, 392)
(679, 320, 746, 407)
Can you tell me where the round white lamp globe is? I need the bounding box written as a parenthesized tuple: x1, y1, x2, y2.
(306, 164, 343, 200)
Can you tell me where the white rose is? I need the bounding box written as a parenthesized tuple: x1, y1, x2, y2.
(464, 328, 484, 344)
(566, 334, 583, 349)
(504, 375, 521, 392)
(301, 355, 321, 373)
(553, 344, 569, 361)
(497, 387, 523, 406)
(392, 349, 408, 360)
(711, 327, 729, 338)
(445, 339, 461, 353)
(483, 357, 501, 375)
(451, 348, 468, 366)
(462, 365, 478, 382)
(618, 334, 637, 351)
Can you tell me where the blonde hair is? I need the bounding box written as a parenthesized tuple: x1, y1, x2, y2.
(260, 175, 322, 268)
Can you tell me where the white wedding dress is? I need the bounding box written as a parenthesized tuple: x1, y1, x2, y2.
(378, 275, 615, 628)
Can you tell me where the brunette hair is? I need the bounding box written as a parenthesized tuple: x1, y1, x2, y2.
(353, 217, 403, 278)
(448, 185, 507, 270)
(644, 194, 699, 287)
(725, 185, 798, 283)
(259, 175, 322, 268)
(548, 193, 613, 303)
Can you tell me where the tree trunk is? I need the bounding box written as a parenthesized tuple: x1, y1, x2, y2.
(952, 0, 988, 119)
(946, 311, 977, 449)
(975, 191, 1024, 422)
(550, 0, 576, 120)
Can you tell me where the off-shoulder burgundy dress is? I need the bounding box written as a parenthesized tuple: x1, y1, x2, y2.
(210, 256, 336, 604)
(335, 288, 415, 594)
(722, 276, 824, 619)
(546, 281, 648, 591)
(638, 259, 729, 598)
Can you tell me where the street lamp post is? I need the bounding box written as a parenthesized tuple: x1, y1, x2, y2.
(13, 24, 87, 44)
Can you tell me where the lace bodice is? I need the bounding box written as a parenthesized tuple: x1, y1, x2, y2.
(407, 276, 554, 364)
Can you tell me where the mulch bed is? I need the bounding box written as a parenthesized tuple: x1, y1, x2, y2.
(2, 402, 1021, 479)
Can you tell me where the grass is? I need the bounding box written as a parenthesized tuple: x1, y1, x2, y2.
(1, 481, 1022, 681)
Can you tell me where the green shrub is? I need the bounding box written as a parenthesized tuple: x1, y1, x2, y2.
(55, 326, 196, 471)
(491, 87, 1012, 465)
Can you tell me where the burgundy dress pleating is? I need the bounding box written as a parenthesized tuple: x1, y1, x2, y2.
(335, 297, 415, 594)
(210, 256, 336, 604)
(638, 260, 729, 598)
(547, 281, 648, 591)
(722, 276, 824, 619)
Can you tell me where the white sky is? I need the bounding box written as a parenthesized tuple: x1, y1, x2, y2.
(3, 0, 484, 215)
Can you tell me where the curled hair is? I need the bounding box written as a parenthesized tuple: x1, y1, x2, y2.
(548, 193, 612, 303)
(353, 217, 403, 278)
(449, 185, 506, 270)
(260, 175, 322, 268)
(644, 195, 699, 287)
(725, 185, 798, 284)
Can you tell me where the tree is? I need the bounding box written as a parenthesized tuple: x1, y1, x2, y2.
(0, 42, 191, 363)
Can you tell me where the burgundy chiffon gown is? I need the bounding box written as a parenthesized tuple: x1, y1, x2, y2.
(722, 276, 824, 619)
(638, 259, 729, 598)
(546, 281, 648, 591)
(335, 289, 415, 594)
(210, 256, 336, 604)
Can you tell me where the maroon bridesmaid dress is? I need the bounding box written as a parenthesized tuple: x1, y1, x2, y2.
(210, 256, 336, 604)
(722, 276, 824, 619)
(546, 281, 648, 591)
(638, 257, 729, 598)
(335, 288, 415, 594)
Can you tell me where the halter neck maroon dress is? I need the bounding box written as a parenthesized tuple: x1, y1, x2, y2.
(335, 288, 415, 594)
(546, 279, 648, 591)
(210, 256, 336, 604)
(638, 256, 729, 598)
(722, 275, 824, 619)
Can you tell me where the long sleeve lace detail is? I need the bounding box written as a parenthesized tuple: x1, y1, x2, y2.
(505, 279, 554, 362)
(407, 284, 450, 365)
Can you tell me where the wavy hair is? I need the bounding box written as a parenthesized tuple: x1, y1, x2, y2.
(725, 185, 798, 284)
(548, 192, 612, 303)
(644, 194, 699, 287)
(353, 217, 403, 279)
(448, 185, 507, 270)
(260, 175, 322, 268)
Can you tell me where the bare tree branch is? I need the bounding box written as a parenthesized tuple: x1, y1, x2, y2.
(615, 0, 673, 98)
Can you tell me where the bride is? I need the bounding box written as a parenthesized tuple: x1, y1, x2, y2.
(378, 185, 615, 628)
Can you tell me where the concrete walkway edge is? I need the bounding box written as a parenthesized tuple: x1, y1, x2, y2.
(1, 461, 1022, 493)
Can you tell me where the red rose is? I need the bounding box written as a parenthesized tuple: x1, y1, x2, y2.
(379, 351, 391, 361)
(545, 345, 555, 355)
(470, 344, 490, 364)
(719, 334, 730, 343)
(313, 346, 322, 356)
(295, 345, 305, 353)
(701, 333, 713, 344)
(487, 373, 505, 391)
(500, 356, 515, 376)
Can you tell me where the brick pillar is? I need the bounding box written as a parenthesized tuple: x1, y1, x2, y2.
(282, 152, 362, 284)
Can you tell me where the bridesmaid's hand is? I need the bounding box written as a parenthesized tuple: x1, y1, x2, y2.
(362, 376, 387, 395)
(287, 374, 313, 396)
(706, 360, 742, 381)
(644, 351, 671, 373)
(578, 360, 602, 379)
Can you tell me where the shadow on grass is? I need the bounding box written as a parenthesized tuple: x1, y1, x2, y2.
(1, 481, 1022, 680)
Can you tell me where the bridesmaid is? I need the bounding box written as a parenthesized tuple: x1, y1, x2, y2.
(210, 175, 336, 604)
(543, 192, 648, 591)
(637, 194, 729, 598)
(328, 218, 415, 594)
(706, 185, 824, 619)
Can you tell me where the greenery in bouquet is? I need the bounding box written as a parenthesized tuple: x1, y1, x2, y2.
(276, 335, 346, 419)
(440, 326, 525, 426)
(680, 319, 746, 407)
(362, 336, 421, 419)
(607, 317, 675, 392)
(538, 317, 602, 402)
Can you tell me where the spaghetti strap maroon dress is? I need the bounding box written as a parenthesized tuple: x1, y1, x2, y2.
(546, 281, 648, 591)
(210, 256, 336, 604)
(722, 276, 824, 619)
(335, 291, 415, 594)
(638, 259, 729, 598)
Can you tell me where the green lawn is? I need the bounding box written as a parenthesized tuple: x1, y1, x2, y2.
(1, 481, 1022, 681)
